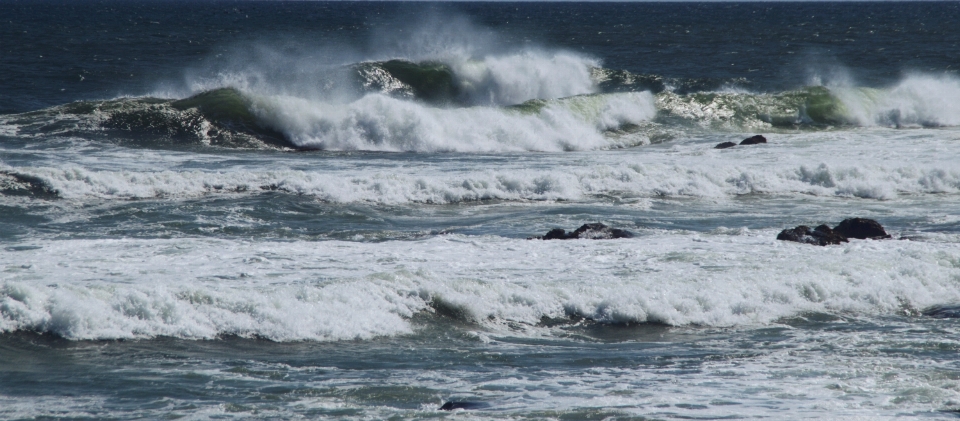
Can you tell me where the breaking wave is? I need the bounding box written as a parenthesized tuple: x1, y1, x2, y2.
(3, 58, 960, 153)
(4, 150, 959, 202)
(2, 234, 959, 341)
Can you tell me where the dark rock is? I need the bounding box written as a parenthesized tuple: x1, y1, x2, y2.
(740, 135, 767, 145)
(440, 401, 490, 411)
(542, 228, 568, 240)
(776, 224, 848, 246)
(833, 218, 891, 240)
(714, 141, 737, 149)
(570, 223, 634, 239)
(535, 223, 634, 240)
(922, 305, 960, 319)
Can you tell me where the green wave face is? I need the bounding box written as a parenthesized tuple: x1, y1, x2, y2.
(797, 86, 847, 125)
(7, 89, 292, 149)
(169, 88, 289, 147)
(378, 60, 460, 104)
(171, 88, 257, 127)
(353, 60, 461, 105)
(654, 86, 850, 130)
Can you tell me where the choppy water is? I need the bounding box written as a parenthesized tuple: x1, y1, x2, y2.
(2, 1, 960, 419)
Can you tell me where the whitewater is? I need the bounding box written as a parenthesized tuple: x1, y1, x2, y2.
(2, 1, 960, 420)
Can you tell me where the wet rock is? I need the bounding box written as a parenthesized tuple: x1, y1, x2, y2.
(777, 218, 892, 246)
(440, 401, 490, 411)
(739, 135, 767, 145)
(534, 223, 633, 240)
(542, 228, 569, 240)
(776, 224, 848, 246)
(833, 218, 891, 239)
(571, 223, 634, 239)
(714, 141, 737, 149)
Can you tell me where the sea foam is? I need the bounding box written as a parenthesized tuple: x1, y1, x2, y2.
(2, 233, 959, 341)
(832, 73, 960, 127)
(250, 91, 653, 152)
(449, 51, 600, 106)
(4, 126, 960, 202)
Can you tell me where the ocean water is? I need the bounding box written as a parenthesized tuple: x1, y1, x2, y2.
(2, 1, 960, 419)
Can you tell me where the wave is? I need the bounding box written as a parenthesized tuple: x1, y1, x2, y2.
(4, 68, 960, 152)
(253, 91, 654, 152)
(655, 74, 960, 130)
(352, 52, 598, 106)
(4, 148, 959, 202)
(2, 234, 958, 340)
(832, 73, 960, 127)
(1, 88, 656, 152)
(0, 88, 288, 149)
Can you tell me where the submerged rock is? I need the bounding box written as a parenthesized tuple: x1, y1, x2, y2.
(714, 141, 737, 149)
(776, 224, 848, 246)
(534, 223, 633, 240)
(440, 401, 490, 411)
(833, 218, 891, 239)
(739, 134, 767, 145)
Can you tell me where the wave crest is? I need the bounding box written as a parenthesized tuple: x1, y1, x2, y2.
(253, 91, 655, 152)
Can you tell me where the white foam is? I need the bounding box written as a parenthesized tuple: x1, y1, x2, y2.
(2, 232, 959, 341)
(834, 73, 960, 127)
(0, 120, 18, 137)
(5, 126, 960, 202)
(250, 91, 654, 152)
(450, 51, 600, 106)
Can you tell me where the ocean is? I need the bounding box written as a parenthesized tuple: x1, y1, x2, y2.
(2, 1, 960, 419)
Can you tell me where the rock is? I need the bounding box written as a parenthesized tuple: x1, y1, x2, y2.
(739, 135, 767, 145)
(534, 223, 633, 240)
(714, 141, 737, 149)
(570, 223, 634, 239)
(777, 218, 892, 246)
(776, 224, 848, 246)
(542, 228, 568, 240)
(440, 401, 489, 411)
(833, 218, 891, 239)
